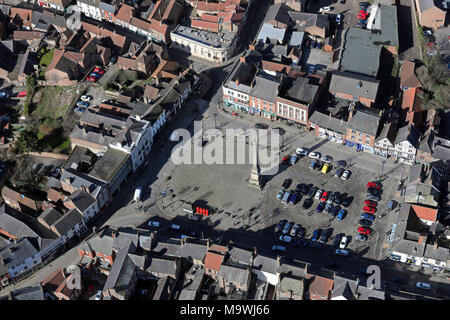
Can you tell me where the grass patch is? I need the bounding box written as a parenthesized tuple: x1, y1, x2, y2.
(37, 132, 45, 140)
(38, 48, 54, 68)
(31, 86, 73, 120)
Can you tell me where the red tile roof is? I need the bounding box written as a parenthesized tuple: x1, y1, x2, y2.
(307, 274, 334, 300)
(401, 87, 422, 112)
(201, 13, 219, 23)
(412, 204, 438, 222)
(191, 19, 219, 32)
(10, 8, 33, 27)
(400, 61, 421, 89)
(204, 251, 224, 271)
(81, 22, 102, 36)
(144, 85, 160, 100)
(13, 30, 45, 41)
(115, 3, 134, 23)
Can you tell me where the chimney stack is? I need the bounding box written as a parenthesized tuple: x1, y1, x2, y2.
(235, 78, 240, 86)
(111, 230, 117, 239)
(239, 56, 246, 63)
(249, 44, 255, 50)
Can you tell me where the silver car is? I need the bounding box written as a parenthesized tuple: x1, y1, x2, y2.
(290, 224, 300, 237)
(341, 170, 350, 180)
(314, 189, 323, 200)
(322, 155, 333, 163)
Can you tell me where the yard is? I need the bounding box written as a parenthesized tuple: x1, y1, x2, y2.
(38, 48, 54, 68)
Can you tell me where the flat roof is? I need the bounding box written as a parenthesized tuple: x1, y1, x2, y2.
(171, 25, 236, 48)
(89, 148, 130, 182)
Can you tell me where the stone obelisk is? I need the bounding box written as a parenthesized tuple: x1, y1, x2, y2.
(248, 135, 261, 190)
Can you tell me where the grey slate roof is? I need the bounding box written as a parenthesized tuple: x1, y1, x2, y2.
(0, 238, 39, 272)
(288, 12, 329, 29)
(103, 244, 136, 296)
(252, 254, 279, 275)
(329, 71, 379, 100)
(219, 262, 250, 285)
(348, 108, 381, 136)
(51, 208, 83, 236)
(38, 208, 63, 227)
(228, 244, 254, 266)
(250, 72, 281, 103)
(278, 259, 308, 278)
(153, 276, 174, 300)
(257, 23, 287, 43)
(423, 244, 449, 262)
(332, 275, 358, 300)
(147, 255, 178, 276)
(308, 111, 348, 134)
(9, 284, 45, 300)
(154, 238, 182, 257)
(88, 148, 130, 183)
(264, 2, 292, 26)
(69, 189, 96, 213)
(181, 238, 208, 261)
(0, 205, 40, 239)
(356, 285, 386, 300)
(279, 76, 319, 104)
(278, 275, 304, 297)
(394, 124, 420, 148)
(60, 168, 106, 199)
(289, 31, 304, 47)
(376, 122, 397, 144)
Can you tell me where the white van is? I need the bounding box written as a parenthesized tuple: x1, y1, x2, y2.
(133, 187, 142, 202)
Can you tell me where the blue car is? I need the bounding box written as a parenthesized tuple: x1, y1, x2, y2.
(90, 72, 102, 78)
(77, 101, 89, 107)
(361, 213, 375, 221)
(311, 229, 321, 242)
(316, 202, 325, 213)
(337, 209, 347, 220)
(289, 192, 298, 205)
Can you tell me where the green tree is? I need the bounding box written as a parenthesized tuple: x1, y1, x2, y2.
(14, 128, 40, 153)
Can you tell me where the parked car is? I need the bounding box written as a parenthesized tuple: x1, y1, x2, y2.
(367, 181, 381, 190)
(334, 193, 342, 205)
(81, 95, 92, 101)
(275, 219, 287, 233)
(255, 123, 269, 129)
(336, 13, 342, 24)
(277, 189, 285, 200)
(77, 101, 89, 107)
(334, 167, 344, 178)
(331, 205, 340, 216)
(340, 0, 346, 3)
(290, 154, 298, 165)
(282, 179, 292, 189)
(327, 193, 335, 204)
(322, 155, 333, 163)
(316, 162, 323, 171)
(335, 160, 347, 167)
(333, 234, 342, 247)
(363, 206, 375, 214)
(303, 197, 314, 209)
(308, 186, 318, 198)
(289, 192, 298, 205)
(297, 227, 305, 238)
(169, 224, 182, 232)
(356, 234, 368, 241)
(290, 224, 300, 237)
(90, 72, 102, 78)
(358, 219, 372, 227)
(335, 249, 349, 256)
(308, 152, 321, 159)
(320, 191, 328, 202)
(295, 184, 302, 193)
(368, 187, 382, 195)
(337, 209, 347, 220)
(319, 6, 332, 12)
(367, 194, 381, 202)
(325, 203, 333, 214)
(358, 227, 371, 235)
(147, 221, 160, 228)
(95, 290, 103, 300)
(341, 196, 352, 207)
(321, 163, 330, 174)
(279, 235, 292, 243)
(341, 170, 350, 180)
(282, 191, 291, 203)
(416, 282, 431, 290)
(319, 229, 331, 243)
(296, 148, 308, 156)
(361, 213, 375, 221)
(339, 236, 348, 249)
(311, 229, 321, 242)
(272, 245, 287, 253)
(364, 200, 377, 207)
(308, 65, 316, 74)
(301, 184, 309, 195)
(86, 76, 97, 82)
(281, 155, 290, 165)
(282, 222, 292, 234)
(93, 67, 104, 74)
(314, 189, 323, 200)
(316, 202, 325, 213)
(309, 159, 318, 170)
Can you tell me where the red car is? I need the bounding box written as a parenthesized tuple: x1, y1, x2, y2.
(358, 227, 371, 235)
(367, 182, 381, 190)
(93, 67, 104, 74)
(281, 155, 290, 164)
(363, 206, 375, 213)
(232, 112, 238, 116)
(86, 76, 97, 82)
(320, 191, 328, 202)
(364, 200, 377, 207)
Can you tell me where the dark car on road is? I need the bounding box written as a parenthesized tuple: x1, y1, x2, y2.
(303, 197, 313, 209)
(282, 179, 292, 189)
(275, 219, 287, 233)
(255, 123, 268, 129)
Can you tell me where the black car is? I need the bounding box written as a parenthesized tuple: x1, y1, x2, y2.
(255, 123, 269, 129)
(333, 234, 343, 247)
(316, 162, 323, 171)
(334, 193, 342, 205)
(340, 0, 346, 3)
(295, 184, 303, 193)
(308, 186, 318, 198)
(325, 204, 333, 214)
(367, 194, 381, 202)
(303, 197, 314, 209)
(368, 187, 382, 196)
(331, 205, 341, 216)
(319, 229, 331, 243)
(301, 184, 309, 195)
(297, 228, 305, 238)
(282, 179, 292, 189)
(327, 193, 335, 204)
(341, 196, 352, 207)
(275, 219, 287, 232)
(358, 219, 372, 227)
